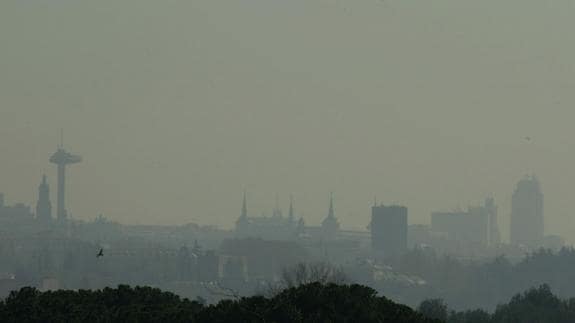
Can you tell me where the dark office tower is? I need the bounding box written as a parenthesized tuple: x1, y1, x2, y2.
(511, 175, 544, 248)
(371, 205, 407, 257)
(49, 135, 82, 221)
(431, 209, 489, 244)
(36, 175, 52, 223)
(321, 194, 340, 239)
(485, 197, 500, 246)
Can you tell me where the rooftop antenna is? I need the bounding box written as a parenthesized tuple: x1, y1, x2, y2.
(58, 128, 64, 149)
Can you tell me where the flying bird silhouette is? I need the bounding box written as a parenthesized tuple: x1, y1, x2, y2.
(96, 248, 104, 258)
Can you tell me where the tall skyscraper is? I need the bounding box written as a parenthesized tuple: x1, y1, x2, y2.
(511, 175, 544, 248)
(371, 205, 407, 257)
(430, 198, 498, 246)
(485, 197, 501, 246)
(432, 207, 489, 245)
(36, 175, 52, 223)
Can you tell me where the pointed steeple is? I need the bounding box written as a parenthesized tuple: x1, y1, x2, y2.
(241, 190, 247, 219)
(236, 190, 250, 234)
(328, 192, 335, 219)
(322, 192, 340, 239)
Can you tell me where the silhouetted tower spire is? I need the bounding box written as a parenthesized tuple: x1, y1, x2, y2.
(236, 190, 250, 233)
(322, 193, 340, 239)
(241, 190, 247, 219)
(49, 131, 82, 221)
(36, 175, 52, 223)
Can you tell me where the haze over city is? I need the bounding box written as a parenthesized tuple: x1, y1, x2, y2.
(5, 1, 575, 322)
(2, 0, 575, 242)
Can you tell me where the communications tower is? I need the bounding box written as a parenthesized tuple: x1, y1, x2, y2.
(49, 132, 81, 221)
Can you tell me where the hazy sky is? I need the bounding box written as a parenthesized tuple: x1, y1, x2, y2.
(1, 0, 575, 242)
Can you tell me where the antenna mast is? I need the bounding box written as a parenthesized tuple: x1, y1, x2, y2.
(59, 129, 64, 149)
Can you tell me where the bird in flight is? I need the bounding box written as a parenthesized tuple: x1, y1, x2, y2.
(96, 248, 104, 258)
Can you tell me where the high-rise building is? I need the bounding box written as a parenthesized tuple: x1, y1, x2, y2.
(371, 205, 407, 257)
(485, 197, 501, 246)
(431, 208, 489, 245)
(511, 175, 543, 247)
(430, 198, 498, 246)
(36, 175, 52, 223)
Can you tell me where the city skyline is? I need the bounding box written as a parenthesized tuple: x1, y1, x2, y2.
(4, 1, 575, 319)
(0, 149, 558, 247)
(3, 0, 575, 244)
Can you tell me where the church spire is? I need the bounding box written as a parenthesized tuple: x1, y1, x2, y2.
(328, 192, 335, 219)
(322, 192, 340, 239)
(236, 190, 249, 233)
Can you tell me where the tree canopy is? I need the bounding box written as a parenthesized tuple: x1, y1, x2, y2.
(420, 284, 575, 323)
(0, 283, 437, 323)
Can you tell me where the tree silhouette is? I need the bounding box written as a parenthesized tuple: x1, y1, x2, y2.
(0, 283, 437, 323)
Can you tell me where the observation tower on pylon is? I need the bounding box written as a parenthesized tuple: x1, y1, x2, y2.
(49, 131, 82, 221)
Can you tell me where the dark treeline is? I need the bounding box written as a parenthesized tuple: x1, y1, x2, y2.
(378, 247, 575, 310)
(419, 284, 575, 323)
(4, 282, 575, 322)
(0, 283, 436, 323)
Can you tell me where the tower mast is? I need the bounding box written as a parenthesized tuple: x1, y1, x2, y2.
(49, 132, 82, 221)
